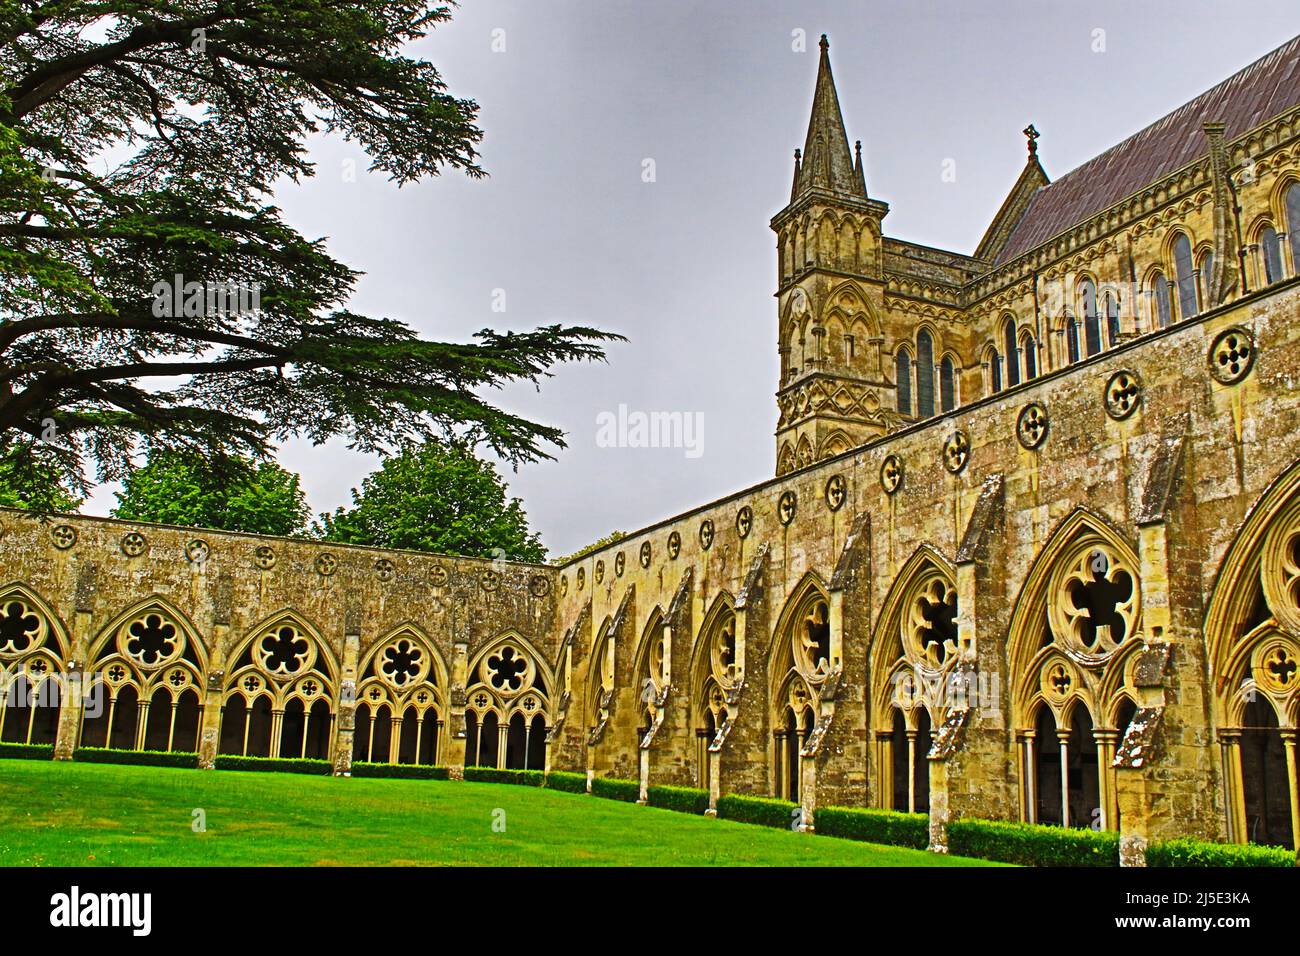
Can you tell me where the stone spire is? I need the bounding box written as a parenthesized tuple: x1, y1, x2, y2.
(793, 35, 863, 200)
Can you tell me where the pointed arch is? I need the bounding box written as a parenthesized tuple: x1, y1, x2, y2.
(1006, 508, 1142, 831)
(768, 571, 834, 699)
(690, 591, 737, 705)
(870, 545, 959, 712)
(227, 609, 338, 687)
(88, 594, 209, 672)
(817, 428, 853, 460)
(0, 583, 71, 748)
(357, 622, 449, 696)
(1007, 508, 1142, 684)
(0, 582, 72, 662)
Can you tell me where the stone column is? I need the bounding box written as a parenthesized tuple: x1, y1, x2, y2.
(928, 758, 949, 853)
(53, 661, 84, 761)
(331, 632, 360, 775)
(197, 620, 229, 770)
(445, 642, 469, 780)
(55, 565, 99, 761)
(1283, 730, 1300, 853)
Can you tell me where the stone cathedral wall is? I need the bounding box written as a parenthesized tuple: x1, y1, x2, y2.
(2, 278, 1298, 851)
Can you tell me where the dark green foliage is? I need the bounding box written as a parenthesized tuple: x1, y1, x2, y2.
(0, 3, 620, 507)
(350, 762, 448, 780)
(0, 446, 81, 513)
(646, 784, 708, 815)
(0, 742, 53, 760)
(214, 755, 332, 775)
(543, 771, 588, 793)
(591, 776, 639, 803)
(113, 451, 309, 535)
(74, 748, 198, 769)
(716, 794, 800, 830)
(947, 818, 1119, 867)
(318, 441, 545, 561)
(1146, 837, 1295, 867)
(815, 806, 929, 849)
(464, 767, 543, 786)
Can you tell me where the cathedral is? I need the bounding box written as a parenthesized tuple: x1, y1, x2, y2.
(4, 33, 1300, 862)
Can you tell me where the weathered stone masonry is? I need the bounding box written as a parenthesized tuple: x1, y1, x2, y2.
(4, 34, 1300, 857)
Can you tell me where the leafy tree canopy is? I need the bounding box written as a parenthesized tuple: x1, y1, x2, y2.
(0, 442, 82, 512)
(0, 1, 619, 510)
(317, 441, 545, 562)
(112, 451, 309, 536)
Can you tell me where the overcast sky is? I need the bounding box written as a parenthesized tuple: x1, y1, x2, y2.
(83, 0, 1300, 557)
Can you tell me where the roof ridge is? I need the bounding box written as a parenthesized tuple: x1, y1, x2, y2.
(1045, 34, 1300, 190)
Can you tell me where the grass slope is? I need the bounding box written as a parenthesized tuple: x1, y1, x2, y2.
(0, 759, 997, 867)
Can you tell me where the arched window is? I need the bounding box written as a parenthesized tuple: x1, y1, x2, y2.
(1262, 226, 1284, 286)
(1009, 522, 1142, 831)
(1198, 251, 1216, 308)
(1003, 317, 1020, 387)
(988, 347, 1002, 394)
(465, 636, 550, 770)
(1021, 333, 1038, 379)
(1065, 317, 1081, 364)
(1081, 279, 1101, 356)
(1173, 233, 1198, 318)
(916, 330, 935, 418)
(895, 349, 913, 416)
(1103, 290, 1120, 347)
(939, 355, 956, 413)
(1286, 182, 1300, 274)
(1150, 271, 1172, 328)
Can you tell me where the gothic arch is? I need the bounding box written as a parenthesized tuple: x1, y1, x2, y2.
(585, 614, 617, 741)
(0, 582, 71, 665)
(353, 623, 447, 766)
(824, 280, 881, 336)
(1007, 508, 1143, 830)
(0, 583, 72, 747)
(768, 571, 835, 702)
(794, 434, 814, 470)
(87, 595, 209, 672)
(1203, 456, 1300, 848)
(464, 630, 551, 770)
(778, 442, 796, 476)
(219, 610, 337, 760)
(869, 546, 959, 813)
(80, 596, 207, 753)
(689, 592, 737, 790)
(817, 429, 853, 460)
(632, 607, 670, 748)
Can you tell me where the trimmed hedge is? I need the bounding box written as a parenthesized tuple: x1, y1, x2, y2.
(544, 771, 588, 793)
(463, 767, 543, 786)
(1147, 837, 1295, 868)
(948, 818, 1119, 866)
(717, 793, 800, 830)
(591, 776, 640, 803)
(646, 784, 709, 815)
(75, 748, 198, 769)
(0, 742, 54, 760)
(351, 762, 449, 780)
(815, 806, 929, 849)
(214, 755, 333, 775)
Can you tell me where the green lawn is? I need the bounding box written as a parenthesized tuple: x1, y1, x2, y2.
(0, 759, 997, 867)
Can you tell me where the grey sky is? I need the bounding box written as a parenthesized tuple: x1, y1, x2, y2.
(83, 0, 1300, 557)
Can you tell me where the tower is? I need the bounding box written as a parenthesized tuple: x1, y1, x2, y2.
(771, 35, 895, 477)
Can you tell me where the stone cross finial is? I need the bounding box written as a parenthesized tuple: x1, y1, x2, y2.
(1023, 123, 1040, 157)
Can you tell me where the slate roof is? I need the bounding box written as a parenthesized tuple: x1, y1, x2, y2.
(995, 35, 1300, 264)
